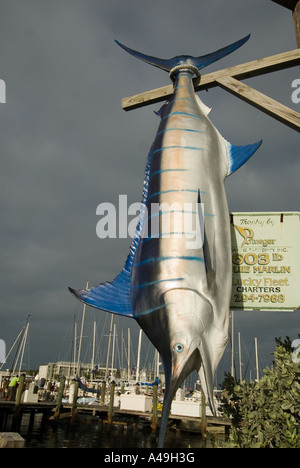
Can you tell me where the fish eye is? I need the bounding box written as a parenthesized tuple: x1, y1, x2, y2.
(174, 343, 184, 353)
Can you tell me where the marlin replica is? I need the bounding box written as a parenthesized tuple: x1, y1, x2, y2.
(69, 35, 262, 447)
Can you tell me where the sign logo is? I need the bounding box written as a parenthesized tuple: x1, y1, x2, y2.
(0, 339, 6, 364)
(233, 224, 276, 248)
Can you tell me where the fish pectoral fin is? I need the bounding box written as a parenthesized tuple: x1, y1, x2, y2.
(226, 140, 262, 176)
(68, 268, 134, 318)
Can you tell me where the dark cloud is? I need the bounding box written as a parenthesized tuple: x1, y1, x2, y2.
(0, 0, 299, 372)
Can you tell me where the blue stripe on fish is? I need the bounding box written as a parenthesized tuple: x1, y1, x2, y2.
(148, 210, 197, 219)
(134, 256, 204, 267)
(162, 111, 201, 120)
(150, 169, 187, 179)
(138, 303, 172, 317)
(142, 232, 200, 241)
(148, 189, 203, 200)
(131, 278, 185, 290)
(153, 146, 203, 155)
(157, 128, 203, 136)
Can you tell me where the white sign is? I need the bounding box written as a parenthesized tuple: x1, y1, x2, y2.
(230, 212, 300, 312)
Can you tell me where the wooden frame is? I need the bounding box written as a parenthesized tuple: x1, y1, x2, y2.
(121, 48, 300, 132)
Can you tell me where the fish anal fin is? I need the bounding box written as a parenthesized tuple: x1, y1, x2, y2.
(68, 268, 134, 318)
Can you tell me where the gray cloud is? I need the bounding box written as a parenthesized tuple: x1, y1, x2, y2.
(0, 0, 299, 372)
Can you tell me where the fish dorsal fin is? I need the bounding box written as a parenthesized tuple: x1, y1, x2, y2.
(195, 95, 212, 116)
(225, 140, 262, 176)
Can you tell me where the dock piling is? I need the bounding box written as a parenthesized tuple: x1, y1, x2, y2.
(71, 380, 79, 423)
(107, 381, 115, 426)
(100, 380, 106, 405)
(151, 382, 158, 432)
(53, 376, 66, 421)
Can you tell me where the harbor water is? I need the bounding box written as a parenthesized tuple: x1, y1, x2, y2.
(13, 413, 224, 449)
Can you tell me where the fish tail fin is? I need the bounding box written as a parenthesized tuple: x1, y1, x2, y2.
(115, 35, 250, 74)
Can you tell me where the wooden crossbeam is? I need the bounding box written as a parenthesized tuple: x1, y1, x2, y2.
(121, 48, 300, 132)
(122, 49, 300, 111)
(216, 76, 300, 132)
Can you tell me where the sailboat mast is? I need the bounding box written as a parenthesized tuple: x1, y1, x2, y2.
(12, 315, 30, 375)
(105, 315, 114, 381)
(18, 319, 29, 375)
(128, 328, 131, 381)
(76, 281, 89, 377)
(231, 311, 235, 379)
(91, 320, 96, 372)
(111, 323, 116, 378)
(136, 329, 142, 383)
(238, 331, 242, 381)
(255, 337, 260, 382)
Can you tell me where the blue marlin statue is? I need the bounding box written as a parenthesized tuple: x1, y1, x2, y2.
(69, 35, 262, 447)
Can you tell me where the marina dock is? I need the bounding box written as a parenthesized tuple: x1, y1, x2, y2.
(0, 374, 231, 443)
(0, 398, 231, 438)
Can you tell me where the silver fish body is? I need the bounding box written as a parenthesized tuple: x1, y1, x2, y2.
(131, 70, 232, 444)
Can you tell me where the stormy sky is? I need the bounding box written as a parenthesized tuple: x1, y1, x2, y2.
(0, 0, 299, 380)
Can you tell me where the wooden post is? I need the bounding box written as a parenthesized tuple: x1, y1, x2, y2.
(71, 381, 79, 423)
(293, 1, 300, 47)
(53, 376, 65, 421)
(45, 380, 51, 401)
(107, 381, 115, 426)
(14, 374, 25, 407)
(12, 374, 25, 430)
(151, 382, 158, 432)
(13, 374, 25, 419)
(201, 387, 207, 446)
(271, 0, 300, 47)
(101, 380, 106, 405)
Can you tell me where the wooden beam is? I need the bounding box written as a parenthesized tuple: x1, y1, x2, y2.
(122, 48, 300, 111)
(216, 76, 300, 132)
(271, 0, 298, 10)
